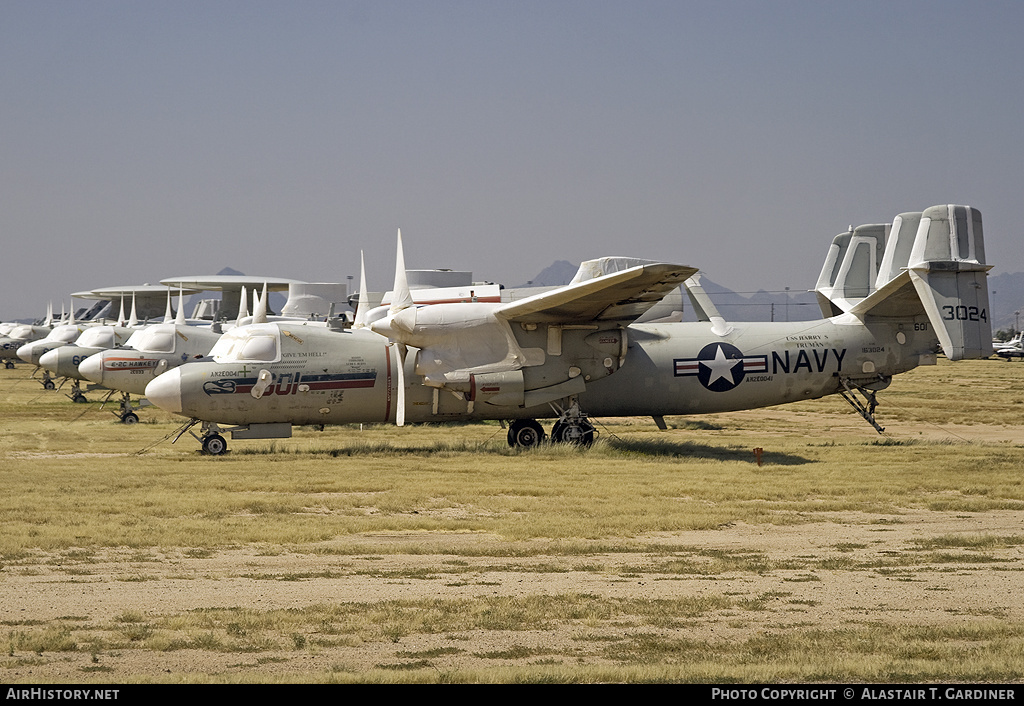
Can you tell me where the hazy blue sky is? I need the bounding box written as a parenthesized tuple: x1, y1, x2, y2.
(3, 1, 1023, 320)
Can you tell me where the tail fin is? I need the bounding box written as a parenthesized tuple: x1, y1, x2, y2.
(814, 223, 888, 316)
(847, 204, 992, 360)
(877, 211, 923, 285)
(907, 205, 991, 360)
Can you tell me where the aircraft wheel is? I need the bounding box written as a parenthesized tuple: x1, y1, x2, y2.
(551, 419, 595, 446)
(4, 361, 14, 369)
(72, 393, 88, 404)
(43, 380, 56, 390)
(121, 412, 140, 424)
(507, 419, 545, 448)
(202, 433, 228, 456)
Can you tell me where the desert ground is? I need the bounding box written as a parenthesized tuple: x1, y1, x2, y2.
(2, 359, 1024, 683)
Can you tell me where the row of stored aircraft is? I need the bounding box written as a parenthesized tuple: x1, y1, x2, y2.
(0, 276, 353, 421)
(1, 204, 994, 454)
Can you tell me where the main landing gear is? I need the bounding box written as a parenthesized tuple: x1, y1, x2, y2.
(506, 399, 596, 449)
(507, 419, 546, 447)
(838, 375, 890, 434)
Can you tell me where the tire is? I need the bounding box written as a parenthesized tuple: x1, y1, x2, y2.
(121, 412, 139, 424)
(507, 419, 545, 448)
(202, 433, 228, 455)
(73, 394, 88, 403)
(551, 419, 595, 446)
(43, 380, 55, 390)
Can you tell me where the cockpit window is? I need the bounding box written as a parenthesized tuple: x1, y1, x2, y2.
(76, 327, 115, 348)
(240, 336, 277, 361)
(210, 326, 280, 363)
(47, 326, 82, 343)
(127, 327, 175, 353)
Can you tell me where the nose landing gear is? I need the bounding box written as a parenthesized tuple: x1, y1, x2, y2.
(171, 419, 230, 455)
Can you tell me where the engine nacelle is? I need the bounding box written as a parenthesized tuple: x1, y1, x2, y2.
(467, 371, 525, 407)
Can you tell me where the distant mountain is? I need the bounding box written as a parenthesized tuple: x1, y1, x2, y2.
(516, 260, 578, 287)
(698, 278, 821, 322)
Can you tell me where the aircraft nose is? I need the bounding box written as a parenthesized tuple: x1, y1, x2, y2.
(146, 368, 183, 414)
(78, 353, 104, 384)
(16, 342, 38, 365)
(38, 348, 61, 373)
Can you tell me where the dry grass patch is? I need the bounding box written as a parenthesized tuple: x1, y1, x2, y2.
(4, 359, 1024, 681)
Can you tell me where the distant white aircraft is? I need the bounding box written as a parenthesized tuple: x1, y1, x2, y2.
(0, 303, 57, 369)
(994, 333, 1024, 360)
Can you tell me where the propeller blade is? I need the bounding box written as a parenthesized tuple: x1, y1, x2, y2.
(396, 343, 406, 427)
(128, 293, 139, 327)
(371, 229, 419, 341)
(253, 282, 268, 324)
(390, 229, 413, 314)
(353, 251, 369, 329)
(374, 230, 415, 426)
(236, 285, 249, 326)
(175, 286, 186, 326)
(251, 287, 261, 318)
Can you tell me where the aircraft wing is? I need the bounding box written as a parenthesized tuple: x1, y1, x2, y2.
(495, 263, 698, 324)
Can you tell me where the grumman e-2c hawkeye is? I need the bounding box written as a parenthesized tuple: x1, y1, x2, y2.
(145, 205, 992, 455)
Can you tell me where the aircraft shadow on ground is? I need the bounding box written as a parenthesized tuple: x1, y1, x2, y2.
(604, 436, 814, 465)
(230, 436, 813, 464)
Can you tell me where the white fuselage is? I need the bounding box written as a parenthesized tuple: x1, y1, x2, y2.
(148, 313, 935, 427)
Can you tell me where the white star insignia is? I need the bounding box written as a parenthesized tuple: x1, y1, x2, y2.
(701, 344, 740, 386)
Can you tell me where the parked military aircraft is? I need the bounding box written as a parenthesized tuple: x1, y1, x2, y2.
(24, 288, 185, 396)
(74, 284, 199, 323)
(0, 303, 56, 368)
(36, 324, 137, 401)
(145, 205, 992, 455)
(77, 290, 238, 423)
(159, 275, 302, 321)
(35, 294, 155, 402)
(77, 282, 353, 422)
(994, 333, 1024, 360)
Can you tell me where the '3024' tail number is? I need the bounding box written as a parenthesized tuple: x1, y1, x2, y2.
(942, 305, 987, 322)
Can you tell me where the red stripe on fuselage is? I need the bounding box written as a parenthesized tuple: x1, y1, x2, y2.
(304, 379, 376, 391)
